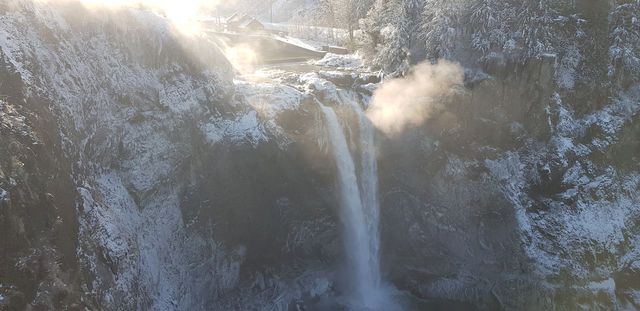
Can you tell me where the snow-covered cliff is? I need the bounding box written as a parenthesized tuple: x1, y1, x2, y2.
(0, 2, 370, 309)
(374, 37, 640, 311)
(1, 0, 639, 310)
(0, 1, 264, 309)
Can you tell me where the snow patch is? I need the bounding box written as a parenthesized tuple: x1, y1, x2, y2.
(556, 45, 581, 89)
(79, 172, 243, 310)
(360, 83, 378, 94)
(586, 278, 616, 293)
(77, 187, 94, 213)
(202, 110, 269, 147)
(318, 70, 353, 80)
(299, 72, 339, 102)
(235, 80, 303, 119)
(314, 53, 362, 70)
(274, 35, 323, 52)
(200, 122, 224, 145)
(0, 188, 8, 203)
(225, 111, 268, 145)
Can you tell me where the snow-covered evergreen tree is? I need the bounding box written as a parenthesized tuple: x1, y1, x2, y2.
(313, 0, 337, 27)
(359, 0, 426, 74)
(360, 0, 402, 71)
(354, 0, 637, 83)
(608, 0, 640, 88)
(422, 0, 468, 62)
(359, 0, 388, 50)
(469, 0, 516, 55)
(515, 0, 562, 58)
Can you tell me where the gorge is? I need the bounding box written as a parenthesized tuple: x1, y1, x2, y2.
(1, 0, 640, 310)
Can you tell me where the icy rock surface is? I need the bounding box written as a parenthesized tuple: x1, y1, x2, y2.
(0, 1, 311, 309)
(376, 59, 640, 309)
(0, 2, 371, 308)
(1, 1, 640, 310)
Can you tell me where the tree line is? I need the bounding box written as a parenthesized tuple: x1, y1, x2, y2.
(312, 0, 639, 81)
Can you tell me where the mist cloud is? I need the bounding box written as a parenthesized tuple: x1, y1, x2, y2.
(367, 61, 464, 135)
(222, 43, 259, 74)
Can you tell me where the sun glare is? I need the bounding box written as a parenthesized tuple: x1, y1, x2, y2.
(36, 0, 222, 35)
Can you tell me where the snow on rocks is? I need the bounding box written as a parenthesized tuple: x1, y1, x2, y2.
(235, 80, 303, 119)
(0, 188, 8, 203)
(200, 109, 269, 147)
(314, 53, 363, 70)
(0, 2, 257, 310)
(483, 84, 640, 286)
(221, 110, 268, 146)
(299, 72, 339, 104)
(78, 171, 244, 310)
(359, 83, 378, 96)
(318, 70, 354, 81)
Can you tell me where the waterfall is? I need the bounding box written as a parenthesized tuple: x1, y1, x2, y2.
(352, 94, 381, 293)
(317, 98, 384, 309)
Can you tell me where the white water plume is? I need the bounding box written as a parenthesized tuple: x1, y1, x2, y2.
(318, 96, 393, 310)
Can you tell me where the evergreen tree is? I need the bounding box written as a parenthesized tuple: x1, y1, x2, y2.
(469, 0, 516, 55)
(422, 0, 468, 61)
(360, 0, 426, 74)
(608, 0, 640, 88)
(515, 0, 560, 58)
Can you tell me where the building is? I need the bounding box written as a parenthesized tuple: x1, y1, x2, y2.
(238, 18, 265, 32)
(226, 13, 250, 27)
(226, 13, 265, 33)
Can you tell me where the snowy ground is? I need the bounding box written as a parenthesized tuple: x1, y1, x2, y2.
(264, 22, 349, 46)
(314, 53, 364, 71)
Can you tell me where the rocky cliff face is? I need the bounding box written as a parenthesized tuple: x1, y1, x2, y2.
(1, 1, 639, 311)
(377, 54, 640, 310)
(374, 2, 640, 309)
(0, 2, 365, 309)
(0, 63, 82, 310)
(0, 1, 263, 309)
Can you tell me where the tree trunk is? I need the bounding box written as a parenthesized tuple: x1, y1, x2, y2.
(349, 25, 354, 49)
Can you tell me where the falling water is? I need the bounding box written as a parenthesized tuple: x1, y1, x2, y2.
(318, 98, 384, 309)
(351, 93, 382, 294)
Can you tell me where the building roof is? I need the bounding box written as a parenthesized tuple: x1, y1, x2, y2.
(239, 18, 264, 29)
(228, 13, 252, 25)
